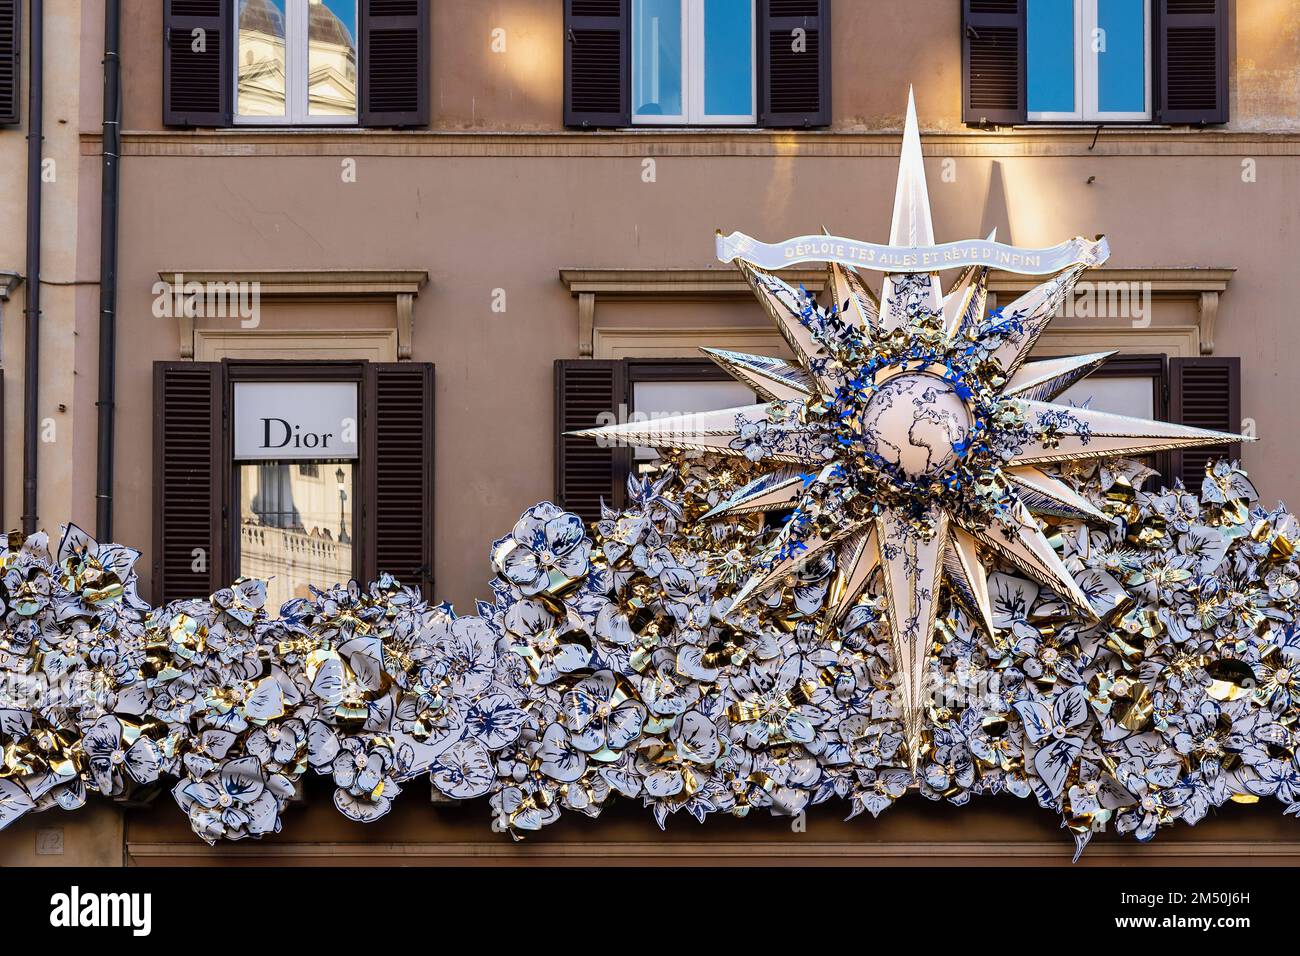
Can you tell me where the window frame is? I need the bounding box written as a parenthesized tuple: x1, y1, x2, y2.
(232, 0, 360, 128)
(222, 360, 367, 586)
(1043, 351, 1173, 481)
(1026, 0, 1152, 124)
(625, 358, 758, 468)
(631, 0, 758, 127)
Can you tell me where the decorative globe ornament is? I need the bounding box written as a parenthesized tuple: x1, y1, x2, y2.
(855, 370, 972, 479)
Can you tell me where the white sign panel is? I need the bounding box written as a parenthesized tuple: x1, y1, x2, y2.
(233, 382, 358, 461)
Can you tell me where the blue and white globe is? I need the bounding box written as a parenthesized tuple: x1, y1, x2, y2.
(857, 372, 972, 479)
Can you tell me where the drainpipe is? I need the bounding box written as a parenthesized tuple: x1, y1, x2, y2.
(20, 0, 42, 534)
(96, 0, 121, 540)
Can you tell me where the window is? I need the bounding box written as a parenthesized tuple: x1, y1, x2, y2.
(1027, 0, 1150, 122)
(1027, 351, 1241, 488)
(564, 0, 829, 129)
(235, 0, 358, 124)
(630, 372, 756, 461)
(163, 0, 428, 129)
(232, 378, 360, 606)
(1051, 352, 1168, 475)
(153, 360, 435, 604)
(632, 0, 755, 125)
(962, 0, 1227, 126)
(555, 358, 758, 522)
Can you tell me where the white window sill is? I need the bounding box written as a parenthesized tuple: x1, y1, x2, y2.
(1012, 123, 1171, 131)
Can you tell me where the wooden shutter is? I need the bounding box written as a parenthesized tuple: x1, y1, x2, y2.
(564, 0, 629, 128)
(366, 363, 434, 596)
(1155, 0, 1228, 124)
(1169, 356, 1240, 489)
(759, 0, 831, 128)
(359, 0, 429, 128)
(962, 0, 1025, 126)
(153, 363, 224, 603)
(163, 0, 231, 127)
(0, 0, 19, 126)
(556, 360, 625, 524)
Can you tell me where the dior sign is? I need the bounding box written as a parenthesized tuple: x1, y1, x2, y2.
(233, 382, 358, 460)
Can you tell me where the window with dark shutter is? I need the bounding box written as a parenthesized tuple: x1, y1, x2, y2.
(359, 0, 429, 128)
(163, 0, 231, 127)
(759, 0, 830, 128)
(1156, 0, 1228, 124)
(367, 363, 435, 596)
(564, 0, 629, 128)
(1169, 356, 1241, 489)
(0, 0, 19, 126)
(153, 362, 225, 603)
(555, 360, 625, 524)
(963, 0, 1025, 126)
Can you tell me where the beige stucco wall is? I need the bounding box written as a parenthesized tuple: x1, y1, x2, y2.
(100, 136, 1299, 608)
(0, 802, 124, 866)
(1, 0, 95, 536)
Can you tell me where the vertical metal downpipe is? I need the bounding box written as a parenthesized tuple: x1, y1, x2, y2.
(96, 0, 122, 540)
(20, 0, 42, 533)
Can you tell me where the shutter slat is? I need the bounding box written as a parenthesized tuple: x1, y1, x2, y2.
(163, 0, 230, 127)
(0, 0, 19, 126)
(370, 363, 434, 595)
(565, 0, 629, 127)
(360, 0, 428, 127)
(153, 363, 223, 603)
(1156, 0, 1228, 124)
(556, 360, 624, 524)
(760, 0, 830, 128)
(1169, 356, 1241, 489)
(963, 0, 1025, 126)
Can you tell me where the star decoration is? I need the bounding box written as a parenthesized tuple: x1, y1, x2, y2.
(575, 90, 1250, 770)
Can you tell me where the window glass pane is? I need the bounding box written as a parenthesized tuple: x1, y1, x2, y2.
(1027, 0, 1076, 114)
(1055, 376, 1155, 419)
(240, 461, 354, 611)
(633, 0, 684, 118)
(631, 380, 756, 460)
(1097, 0, 1146, 113)
(703, 0, 752, 117)
(308, 0, 358, 116)
(237, 0, 288, 116)
(1054, 373, 1160, 465)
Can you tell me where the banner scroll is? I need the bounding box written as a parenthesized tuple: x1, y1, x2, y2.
(716, 231, 1111, 275)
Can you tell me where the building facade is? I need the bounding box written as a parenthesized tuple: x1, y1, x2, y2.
(3, 0, 1300, 864)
